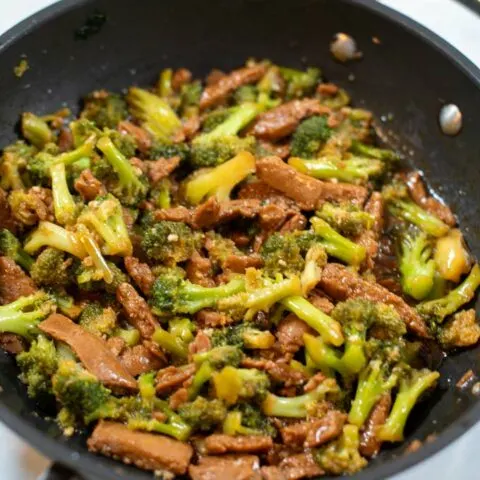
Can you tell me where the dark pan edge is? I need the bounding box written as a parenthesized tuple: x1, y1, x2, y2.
(0, 0, 479, 479)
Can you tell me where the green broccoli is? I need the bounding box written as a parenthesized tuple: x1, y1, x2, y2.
(178, 396, 227, 432)
(223, 404, 276, 436)
(260, 232, 306, 277)
(152, 326, 189, 359)
(0, 141, 36, 190)
(78, 302, 117, 337)
(141, 220, 195, 264)
(234, 85, 258, 104)
(316, 203, 374, 237)
(211, 324, 275, 350)
(180, 80, 202, 110)
(149, 141, 191, 163)
(201, 108, 233, 133)
(0, 229, 34, 271)
(112, 327, 140, 347)
(279, 66, 320, 99)
(168, 318, 195, 345)
(75, 258, 126, 294)
(21, 113, 53, 149)
(301, 244, 328, 295)
(81, 90, 128, 129)
(350, 140, 400, 162)
(30, 248, 72, 287)
(290, 116, 332, 158)
(50, 162, 78, 225)
(127, 87, 181, 143)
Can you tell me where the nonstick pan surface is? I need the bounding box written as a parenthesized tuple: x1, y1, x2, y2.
(0, 1, 479, 479)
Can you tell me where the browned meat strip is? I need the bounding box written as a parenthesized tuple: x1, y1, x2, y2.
(204, 434, 273, 454)
(276, 314, 315, 354)
(195, 309, 235, 327)
(241, 357, 306, 386)
(238, 181, 293, 204)
(258, 140, 291, 159)
(319, 263, 429, 337)
(124, 257, 155, 296)
(256, 157, 367, 210)
(303, 372, 327, 393)
(155, 206, 192, 224)
(308, 290, 335, 315)
(405, 171, 456, 226)
(10, 186, 54, 226)
(172, 68, 192, 91)
(261, 466, 287, 480)
(206, 69, 227, 86)
(317, 82, 339, 96)
(0, 333, 26, 354)
(169, 387, 188, 410)
(39, 314, 137, 392)
(146, 156, 181, 185)
(280, 411, 346, 448)
(191, 196, 221, 229)
(156, 364, 196, 394)
(118, 120, 152, 153)
(0, 257, 36, 305)
(251, 99, 330, 141)
(88, 421, 193, 475)
(73, 169, 106, 201)
(182, 115, 201, 140)
(258, 204, 289, 231)
(194, 198, 262, 229)
(280, 214, 307, 233)
(189, 455, 261, 480)
(106, 336, 126, 356)
(188, 330, 211, 359)
(224, 253, 263, 273)
(200, 64, 267, 110)
(360, 393, 392, 457)
(116, 283, 158, 338)
(120, 344, 165, 377)
(57, 128, 74, 152)
(0, 188, 17, 232)
(186, 251, 215, 287)
(276, 453, 324, 480)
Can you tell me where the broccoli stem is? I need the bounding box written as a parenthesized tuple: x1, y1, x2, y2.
(282, 296, 344, 346)
(310, 217, 366, 265)
(21, 113, 52, 148)
(205, 102, 262, 139)
(158, 68, 173, 98)
(350, 140, 399, 161)
(152, 327, 188, 359)
(378, 370, 439, 442)
(55, 134, 96, 166)
(388, 200, 449, 238)
(188, 361, 213, 400)
(304, 333, 347, 377)
(50, 163, 77, 226)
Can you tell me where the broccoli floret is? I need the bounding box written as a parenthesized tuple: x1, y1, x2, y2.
(310, 217, 366, 265)
(96, 135, 148, 206)
(78, 302, 117, 337)
(16, 335, 58, 398)
(260, 232, 305, 277)
(289, 156, 384, 184)
(127, 87, 181, 143)
(280, 66, 320, 99)
(75, 259, 126, 294)
(417, 263, 480, 323)
(142, 220, 195, 264)
(108, 129, 137, 158)
(234, 85, 258, 104)
(314, 424, 367, 474)
(151, 272, 245, 316)
(301, 244, 327, 295)
(30, 248, 72, 287)
(152, 326, 189, 359)
(0, 291, 54, 339)
(184, 151, 256, 205)
(262, 377, 339, 418)
(387, 199, 450, 238)
(223, 404, 277, 436)
(204, 231, 242, 267)
(213, 366, 270, 404)
(21, 113, 53, 149)
(50, 162, 78, 225)
(190, 102, 261, 168)
(378, 367, 439, 442)
(398, 230, 435, 301)
(180, 80, 202, 109)
(178, 396, 227, 432)
(290, 116, 332, 158)
(77, 194, 132, 256)
(201, 108, 232, 133)
(149, 141, 191, 163)
(69, 119, 101, 148)
(211, 324, 275, 350)
(169, 317, 195, 344)
(81, 90, 128, 129)
(0, 141, 36, 190)
(437, 309, 480, 350)
(350, 140, 400, 162)
(316, 203, 374, 237)
(112, 327, 140, 347)
(0, 229, 34, 271)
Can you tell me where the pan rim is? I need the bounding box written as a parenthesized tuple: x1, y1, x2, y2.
(0, 0, 479, 479)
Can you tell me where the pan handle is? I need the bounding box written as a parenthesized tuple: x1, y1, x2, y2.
(40, 463, 84, 480)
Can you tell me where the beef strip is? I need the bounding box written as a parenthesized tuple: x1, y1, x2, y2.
(204, 434, 273, 454)
(0, 256, 36, 305)
(73, 169, 106, 201)
(171, 68, 192, 91)
(156, 364, 196, 394)
(39, 314, 137, 392)
(154, 206, 192, 224)
(191, 196, 221, 229)
(280, 410, 346, 448)
(319, 263, 429, 337)
(405, 171, 456, 226)
(276, 314, 315, 354)
(169, 387, 188, 410)
(188, 330, 211, 360)
(0, 188, 17, 232)
(0, 333, 26, 354)
(279, 214, 307, 233)
(272, 453, 324, 480)
(146, 156, 181, 185)
(189, 455, 261, 480)
(256, 157, 368, 210)
(124, 257, 155, 296)
(57, 128, 74, 152)
(106, 336, 126, 356)
(241, 357, 307, 386)
(186, 251, 215, 287)
(88, 421, 193, 475)
(224, 253, 263, 273)
(303, 373, 327, 393)
(118, 120, 152, 153)
(199, 64, 267, 110)
(116, 283, 158, 338)
(194, 198, 262, 229)
(251, 99, 330, 141)
(258, 140, 291, 159)
(308, 290, 335, 315)
(360, 393, 392, 457)
(195, 309, 235, 327)
(120, 344, 165, 377)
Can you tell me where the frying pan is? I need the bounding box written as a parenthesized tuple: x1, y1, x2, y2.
(0, 0, 479, 479)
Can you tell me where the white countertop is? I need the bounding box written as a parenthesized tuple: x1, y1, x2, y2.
(0, 1, 479, 479)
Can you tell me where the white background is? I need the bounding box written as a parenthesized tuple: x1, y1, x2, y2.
(0, 1, 479, 479)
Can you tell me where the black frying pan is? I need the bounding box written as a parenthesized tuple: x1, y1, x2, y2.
(0, 1, 479, 479)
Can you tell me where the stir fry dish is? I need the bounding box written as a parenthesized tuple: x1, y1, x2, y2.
(0, 59, 478, 479)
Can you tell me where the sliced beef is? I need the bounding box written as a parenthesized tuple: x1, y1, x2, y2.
(279, 214, 307, 233)
(238, 181, 293, 204)
(118, 120, 152, 153)
(172, 68, 192, 91)
(124, 257, 155, 296)
(319, 263, 429, 337)
(186, 251, 215, 287)
(360, 393, 392, 457)
(0, 188, 17, 232)
(241, 357, 307, 386)
(224, 253, 263, 273)
(195, 309, 235, 327)
(106, 336, 126, 356)
(276, 315, 315, 354)
(204, 434, 273, 454)
(256, 157, 367, 210)
(258, 203, 289, 232)
(258, 140, 291, 159)
(308, 290, 334, 315)
(39, 314, 137, 392)
(120, 344, 165, 377)
(88, 421, 193, 475)
(275, 453, 324, 480)
(57, 128, 74, 152)
(251, 99, 330, 141)
(169, 387, 189, 410)
(116, 283, 158, 338)
(154, 206, 192, 224)
(189, 455, 261, 480)
(73, 169, 106, 201)
(280, 410, 346, 448)
(146, 156, 181, 185)
(194, 199, 262, 229)
(0, 333, 26, 354)
(188, 330, 211, 359)
(405, 171, 456, 226)
(200, 64, 267, 110)
(303, 372, 327, 393)
(0, 256, 36, 305)
(156, 364, 196, 394)
(191, 196, 221, 229)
